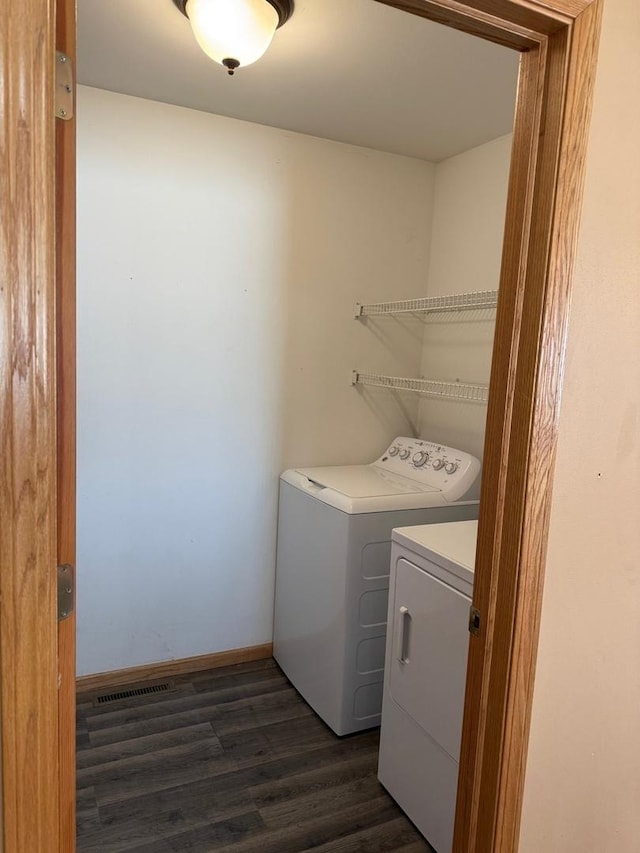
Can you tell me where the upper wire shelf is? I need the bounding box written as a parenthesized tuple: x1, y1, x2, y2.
(354, 289, 498, 319)
(352, 371, 489, 404)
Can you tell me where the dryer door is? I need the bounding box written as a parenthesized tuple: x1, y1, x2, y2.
(389, 557, 471, 762)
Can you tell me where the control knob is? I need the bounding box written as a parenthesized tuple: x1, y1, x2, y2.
(399, 448, 411, 460)
(412, 451, 429, 467)
(431, 457, 445, 470)
(388, 445, 400, 457)
(445, 461, 459, 475)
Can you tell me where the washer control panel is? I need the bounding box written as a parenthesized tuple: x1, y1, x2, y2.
(374, 436, 480, 501)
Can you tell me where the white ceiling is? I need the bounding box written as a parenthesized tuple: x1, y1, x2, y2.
(77, 0, 519, 163)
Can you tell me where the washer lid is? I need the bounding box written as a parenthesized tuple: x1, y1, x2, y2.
(296, 465, 440, 498)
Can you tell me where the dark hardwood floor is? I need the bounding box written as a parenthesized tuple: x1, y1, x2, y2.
(77, 658, 433, 852)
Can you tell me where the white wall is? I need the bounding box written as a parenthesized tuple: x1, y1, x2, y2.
(519, 1, 640, 849)
(417, 134, 512, 469)
(76, 85, 435, 676)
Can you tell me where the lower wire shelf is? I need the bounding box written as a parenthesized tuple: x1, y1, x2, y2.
(351, 371, 489, 403)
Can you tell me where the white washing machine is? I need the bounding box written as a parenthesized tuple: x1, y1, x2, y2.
(272, 437, 480, 736)
(378, 520, 478, 853)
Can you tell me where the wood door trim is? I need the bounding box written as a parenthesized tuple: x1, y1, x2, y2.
(0, 1, 60, 849)
(493, 3, 604, 847)
(378, 1, 602, 850)
(376, 0, 591, 32)
(56, 0, 77, 849)
(375, 0, 545, 49)
(76, 644, 274, 694)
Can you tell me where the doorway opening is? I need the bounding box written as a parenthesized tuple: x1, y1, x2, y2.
(0, 0, 602, 850)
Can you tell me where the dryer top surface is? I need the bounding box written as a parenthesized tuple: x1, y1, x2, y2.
(393, 520, 478, 576)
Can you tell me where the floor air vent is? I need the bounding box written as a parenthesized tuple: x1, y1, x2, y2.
(96, 683, 171, 704)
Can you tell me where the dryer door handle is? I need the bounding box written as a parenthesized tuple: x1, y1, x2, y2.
(396, 605, 411, 664)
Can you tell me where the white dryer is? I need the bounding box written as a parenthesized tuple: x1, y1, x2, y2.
(273, 437, 480, 736)
(378, 520, 478, 853)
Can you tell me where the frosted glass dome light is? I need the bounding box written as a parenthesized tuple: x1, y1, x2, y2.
(175, 0, 294, 75)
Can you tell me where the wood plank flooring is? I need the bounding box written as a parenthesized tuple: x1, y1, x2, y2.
(77, 658, 434, 852)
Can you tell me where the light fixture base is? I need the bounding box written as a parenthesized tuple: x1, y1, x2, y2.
(172, 0, 294, 29)
(222, 58, 240, 76)
(265, 0, 294, 27)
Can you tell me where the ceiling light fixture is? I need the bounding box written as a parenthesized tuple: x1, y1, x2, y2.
(173, 0, 294, 76)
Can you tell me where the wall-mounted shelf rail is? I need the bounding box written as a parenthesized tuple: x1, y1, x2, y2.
(354, 289, 498, 319)
(352, 371, 489, 404)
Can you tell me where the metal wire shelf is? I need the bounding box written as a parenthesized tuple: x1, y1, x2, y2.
(351, 371, 489, 403)
(354, 289, 498, 318)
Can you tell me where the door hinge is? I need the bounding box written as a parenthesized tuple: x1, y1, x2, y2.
(57, 564, 74, 621)
(469, 605, 481, 636)
(55, 51, 74, 120)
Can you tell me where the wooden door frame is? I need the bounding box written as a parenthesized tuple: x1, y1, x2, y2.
(56, 0, 77, 848)
(0, 0, 602, 850)
(1, 1, 60, 850)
